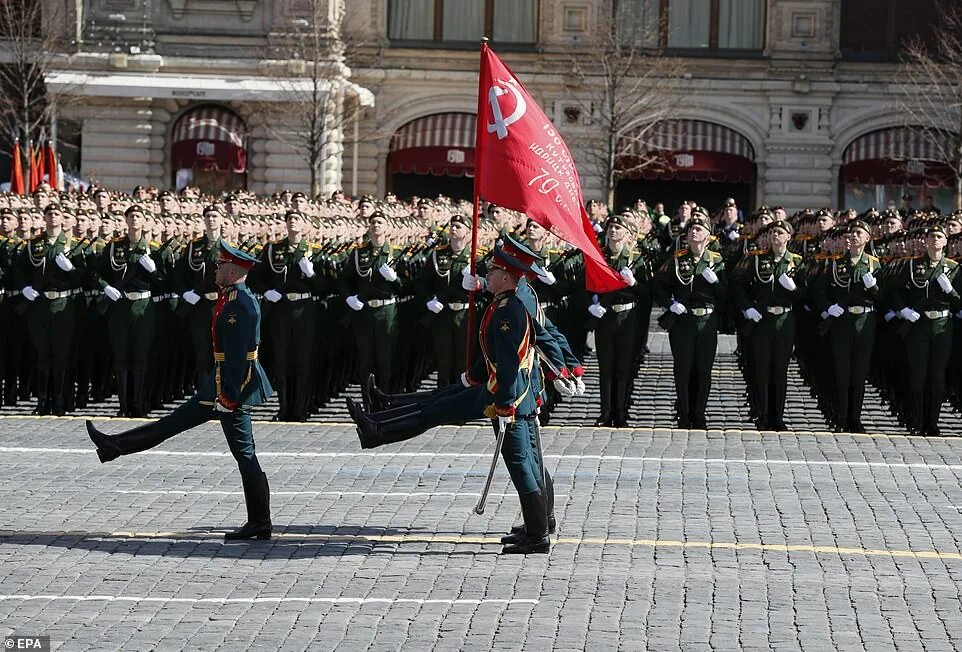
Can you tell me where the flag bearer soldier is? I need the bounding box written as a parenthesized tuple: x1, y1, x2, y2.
(339, 211, 404, 391)
(17, 203, 85, 415)
(654, 211, 726, 429)
(94, 205, 161, 417)
(87, 241, 275, 540)
(177, 205, 226, 388)
(811, 220, 881, 433)
(732, 220, 802, 431)
(586, 213, 650, 427)
(891, 224, 960, 435)
(416, 213, 474, 388)
(251, 209, 318, 422)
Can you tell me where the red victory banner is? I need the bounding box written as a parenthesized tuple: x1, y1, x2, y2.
(471, 41, 627, 293)
(10, 139, 24, 194)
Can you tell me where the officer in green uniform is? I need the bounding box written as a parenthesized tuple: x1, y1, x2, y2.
(587, 212, 650, 427)
(732, 220, 802, 430)
(94, 205, 160, 417)
(17, 203, 85, 415)
(654, 212, 726, 429)
(812, 220, 880, 432)
(251, 210, 318, 421)
(416, 213, 474, 387)
(891, 224, 960, 435)
(339, 211, 403, 391)
(87, 240, 275, 540)
(177, 206, 225, 388)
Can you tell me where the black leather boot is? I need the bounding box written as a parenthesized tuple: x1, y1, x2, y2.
(502, 491, 550, 554)
(115, 369, 130, 418)
(848, 384, 866, 433)
(130, 369, 148, 418)
(753, 383, 770, 430)
(33, 369, 50, 416)
(225, 472, 272, 541)
(612, 382, 630, 427)
(348, 399, 428, 449)
(273, 377, 289, 422)
(595, 379, 612, 426)
(771, 382, 788, 431)
(86, 419, 172, 463)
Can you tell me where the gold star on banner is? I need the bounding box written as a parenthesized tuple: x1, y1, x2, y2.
(500, 321, 510, 332)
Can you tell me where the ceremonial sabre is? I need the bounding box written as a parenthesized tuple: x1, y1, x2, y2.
(473, 418, 507, 515)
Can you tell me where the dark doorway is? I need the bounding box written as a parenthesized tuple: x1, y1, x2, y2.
(615, 179, 754, 215)
(391, 173, 474, 201)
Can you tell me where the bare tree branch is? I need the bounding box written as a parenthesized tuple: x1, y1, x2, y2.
(896, 1, 962, 209)
(565, 6, 687, 206)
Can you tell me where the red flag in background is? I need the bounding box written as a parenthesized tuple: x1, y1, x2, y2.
(45, 141, 58, 190)
(473, 42, 626, 292)
(10, 140, 24, 194)
(28, 142, 41, 191)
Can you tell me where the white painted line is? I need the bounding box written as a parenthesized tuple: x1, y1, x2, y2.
(3, 446, 962, 471)
(105, 490, 535, 498)
(0, 594, 537, 606)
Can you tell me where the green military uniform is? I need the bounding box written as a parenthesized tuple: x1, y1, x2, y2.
(590, 243, 649, 427)
(0, 231, 21, 405)
(339, 240, 404, 391)
(812, 247, 880, 433)
(251, 236, 318, 421)
(891, 248, 960, 435)
(732, 244, 802, 430)
(177, 235, 222, 386)
(416, 239, 473, 387)
(94, 236, 161, 417)
(17, 230, 85, 415)
(654, 242, 726, 429)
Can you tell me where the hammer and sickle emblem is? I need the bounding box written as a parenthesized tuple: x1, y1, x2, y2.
(487, 79, 527, 140)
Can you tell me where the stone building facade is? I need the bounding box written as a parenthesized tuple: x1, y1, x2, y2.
(40, 0, 951, 212)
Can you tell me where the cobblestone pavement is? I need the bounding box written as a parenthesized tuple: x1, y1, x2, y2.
(2, 414, 962, 650)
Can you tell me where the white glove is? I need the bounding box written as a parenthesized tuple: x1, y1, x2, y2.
(138, 254, 156, 274)
(182, 290, 201, 305)
(21, 285, 39, 301)
(378, 262, 398, 282)
(54, 252, 74, 272)
(214, 401, 233, 413)
(884, 310, 897, 322)
(744, 307, 763, 322)
(827, 304, 845, 318)
(460, 372, 472, 388)
(497, 415, 513, 431)
(461, 268, 482, 291)
(104, 285, 122, 302)
(861, 272, 877, 289)
(899, 307, 920, 322)
(937, 273, 953, 293)
(588, 303, 607, 318)
(778, 273, 796, 292)
(619, 267, 637, 287)
(669, 301, 687, 315)
(538, 270, 556, 285)
(264, 289, 282, 303)
(553, 377, 576, 398)
(701, 267, 718, 284)
(426, 297, 444, 314)
(346, 295, 364, 311)
(727, 230, 739, 241)
(573, 376, 586, 396)
(298, 257, 315, 278)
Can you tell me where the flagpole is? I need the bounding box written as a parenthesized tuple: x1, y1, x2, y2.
(465, 37, 489, 370)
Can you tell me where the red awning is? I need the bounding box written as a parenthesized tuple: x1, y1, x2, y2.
(616, 120, 756, 183)
(388, 113, 476, 177)
(841, 127, 956, 187)
(171, 106, 248, 174)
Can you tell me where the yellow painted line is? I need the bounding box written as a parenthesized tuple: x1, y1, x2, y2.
(1, 530, 960, 561)
(0, 414, 934, 439)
